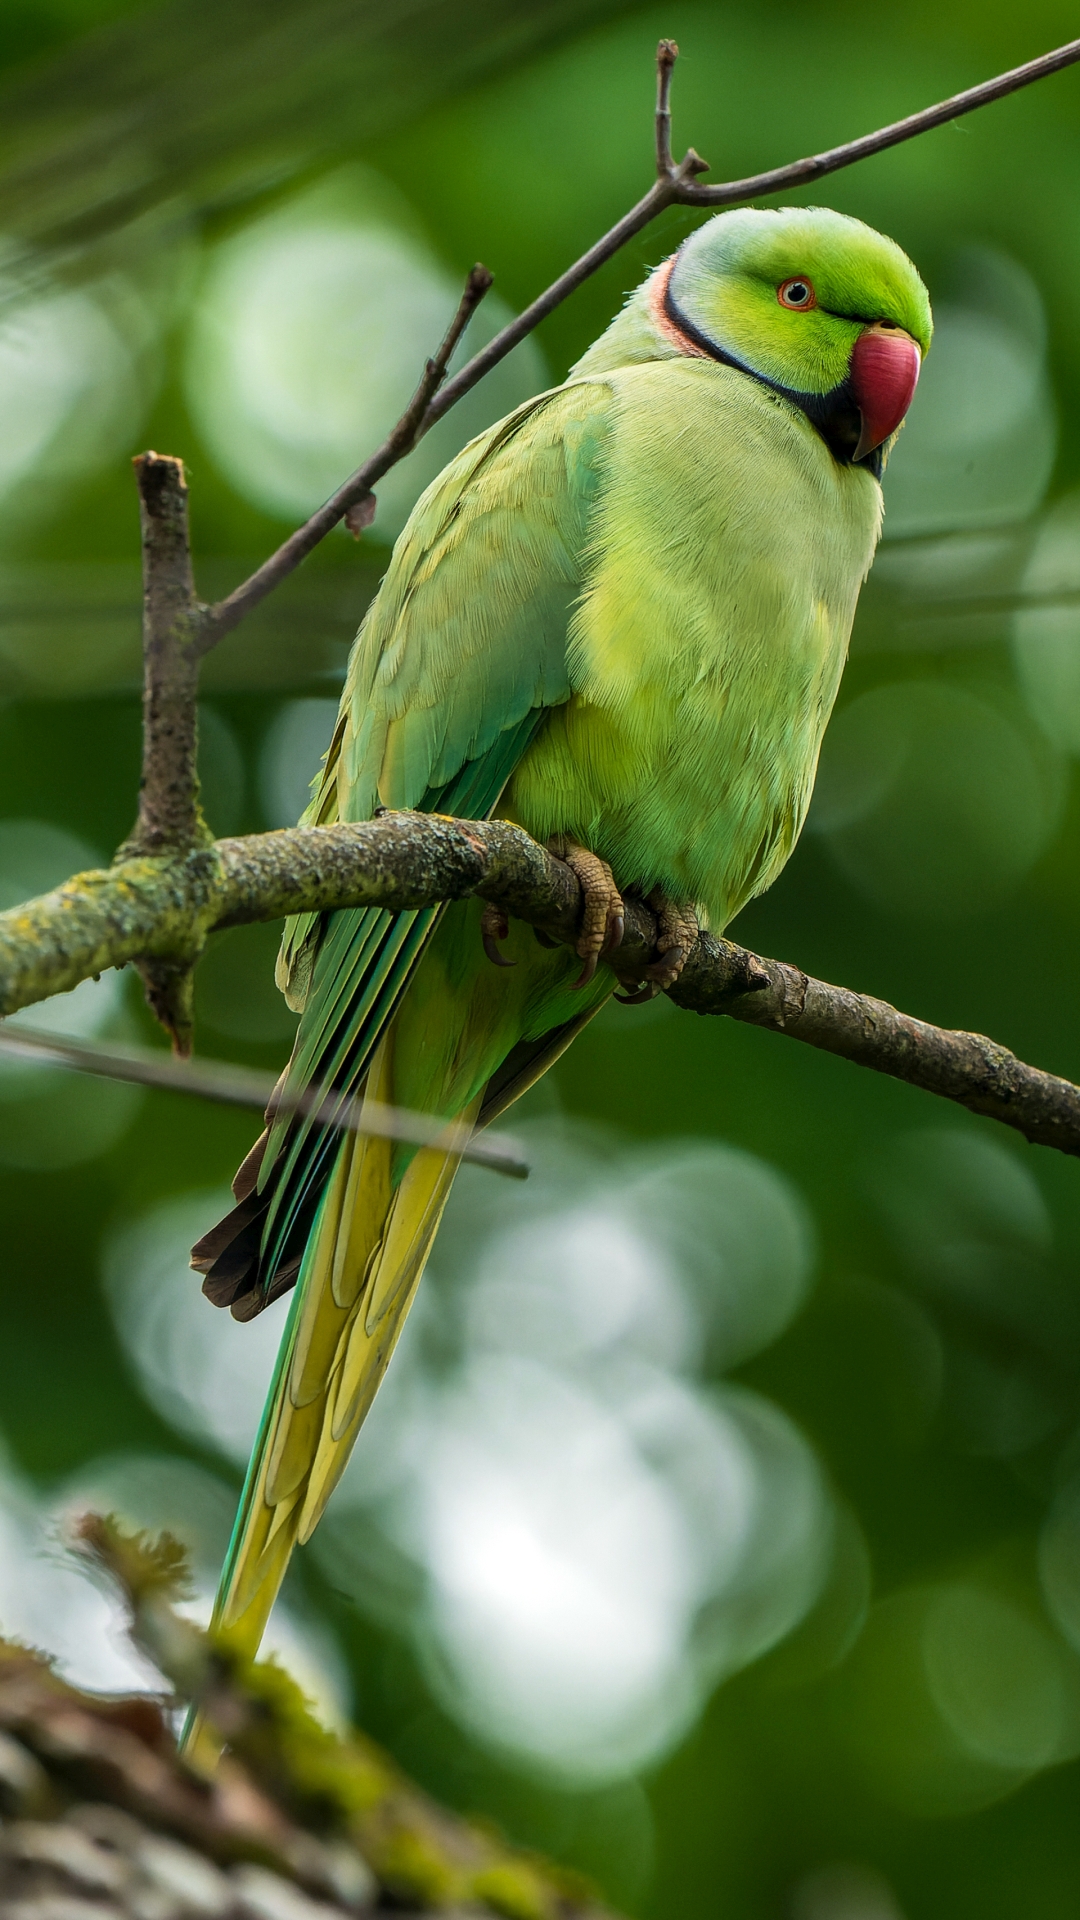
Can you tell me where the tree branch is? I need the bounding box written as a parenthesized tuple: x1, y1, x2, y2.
(0, 1515, 615, 1920)
(189, 36, 1080, 643)
(3, 812, 1080, 1162)
(340, 263, 494, 536)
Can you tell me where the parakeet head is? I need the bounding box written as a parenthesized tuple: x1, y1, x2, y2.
(611, 206, 931, 476)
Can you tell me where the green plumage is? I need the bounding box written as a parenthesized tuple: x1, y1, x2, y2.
(188, 204, 931, 1703)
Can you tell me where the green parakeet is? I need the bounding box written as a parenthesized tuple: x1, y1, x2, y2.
(190, 204, 932, 1686)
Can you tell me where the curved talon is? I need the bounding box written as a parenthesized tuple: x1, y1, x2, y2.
(615, 980, 660, 1005)
(533, 926, 561, 949)
(643, 891, 699, 991)
(600, 912, 625, 961)
(644, 942, 686, 988)
(480, 901, 516, 968)
(572, 950, 599, 991)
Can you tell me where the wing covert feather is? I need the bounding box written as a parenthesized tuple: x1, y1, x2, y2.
(319, 382, 614, 826)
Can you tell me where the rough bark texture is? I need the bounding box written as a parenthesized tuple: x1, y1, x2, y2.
(122, 454, 216, 1051)
(0, 1638, 609, 1920)
(127, 456, 210, 858)
(0, 1521, 614, 1920)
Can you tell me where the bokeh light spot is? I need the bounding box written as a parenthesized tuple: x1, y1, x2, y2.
(185, 173, 546, 545)
(1012, 490, 1080, 754)
(102, 1189, 289, 1464)
(921, 1584, 1067, 1772)
(258, 697, 340, 828)
(0, 274, 142, 518)
(101, 1124, 832, 1782)
(0, 820, 141, 1161)
(883, 249, 1055, 538)
(809, 682, 1064, 920)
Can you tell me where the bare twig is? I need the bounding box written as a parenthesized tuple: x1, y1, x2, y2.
(1, 812, 1079, 1162)
(120, 455, 216, 1056)
(655, 37, 679, 177)
(342, 262, 493, 537)
(0, 1023, 527, 1176)
(682, 37, 1080, 208)
(671, 942, 1080, 1157)
(204, 262, 494, 638)
(125, 455, 208, 856)
(187, 38, 1080, 645)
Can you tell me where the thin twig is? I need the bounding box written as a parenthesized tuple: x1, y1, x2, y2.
(121, 454, 214, 1056)
(902, 587, 1080, 621)
(343, 262, 492, 537)
(205, 262, 494, 640)
(125, 454, 208, 855)
(655, 38, 679, 177)
(0, 1023, 527, 1177)
(190, 36, 1080, 646)
(682, 36, 1080, 207)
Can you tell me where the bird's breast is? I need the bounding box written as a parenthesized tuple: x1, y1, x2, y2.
(507, 359, 883, 927)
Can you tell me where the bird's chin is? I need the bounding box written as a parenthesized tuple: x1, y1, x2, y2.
(795, 382, 893, 477)
(801, 385, 867, 469)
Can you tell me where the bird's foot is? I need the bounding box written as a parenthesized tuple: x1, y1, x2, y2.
(549, 836, 625, 989)
(615, 890, 698, 1004)
(480, 900, 516, 968)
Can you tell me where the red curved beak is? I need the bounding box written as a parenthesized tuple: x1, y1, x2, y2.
(849, 325, 921, 462)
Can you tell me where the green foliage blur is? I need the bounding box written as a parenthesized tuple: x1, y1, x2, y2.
(3, 3, 1080, 1917)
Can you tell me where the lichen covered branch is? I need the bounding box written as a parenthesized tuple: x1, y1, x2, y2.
(1, 812, 1078, 1162)
(0, 1515, 613, 1920)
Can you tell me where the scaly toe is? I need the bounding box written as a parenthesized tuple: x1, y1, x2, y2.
(549, 836, 625, 990)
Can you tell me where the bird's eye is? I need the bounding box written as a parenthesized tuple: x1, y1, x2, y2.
(778, 278, 816, 310)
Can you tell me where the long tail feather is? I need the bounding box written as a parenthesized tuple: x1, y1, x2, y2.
(182, 1037, 480, 1761)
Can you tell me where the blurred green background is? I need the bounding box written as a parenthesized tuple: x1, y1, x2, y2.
(3, 2, 1080, 1916)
